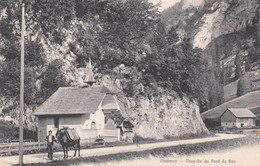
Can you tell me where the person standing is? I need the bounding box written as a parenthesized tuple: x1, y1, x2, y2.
(46, 130, 55, 160)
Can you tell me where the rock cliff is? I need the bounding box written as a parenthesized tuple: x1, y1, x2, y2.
(162, 0, 260, 103)
(162, 0, 259, 58)
(120, 96, 209, 139)
(102, 73, 209, 140)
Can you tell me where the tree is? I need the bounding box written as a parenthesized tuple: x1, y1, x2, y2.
(244, 56, 250, 72)
(207, 46, 224, 109)
(237, 73, 251, 97)
(235, 54, 242, 80)
(167, 26, 179, 44)
(35, 59, 69, 106)
(208, 69, 219, 108)
(97, 0, 160, 66)
(31, 0, 75, 40)
(0, 59, 38, 107)
(220, 63, 227, 86)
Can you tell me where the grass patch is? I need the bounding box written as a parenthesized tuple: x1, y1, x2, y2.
(20, 134, 260, 166)
(202, 90, 260, 119)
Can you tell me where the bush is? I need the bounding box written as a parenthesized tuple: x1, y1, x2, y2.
(203, 118, 221, 129)
(133, 135, 156, 144)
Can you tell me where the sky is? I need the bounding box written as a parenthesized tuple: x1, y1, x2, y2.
(149, 0, 181, 11)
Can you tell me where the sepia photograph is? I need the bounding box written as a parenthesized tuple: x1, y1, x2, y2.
(0, 0, 260, 165)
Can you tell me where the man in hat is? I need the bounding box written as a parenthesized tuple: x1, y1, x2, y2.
(46, 130, 55, 160)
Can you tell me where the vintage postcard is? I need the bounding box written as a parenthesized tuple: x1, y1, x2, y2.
(0, 0, 259, 165)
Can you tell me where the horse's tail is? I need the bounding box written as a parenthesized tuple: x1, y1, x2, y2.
(78, 137, 80, 148)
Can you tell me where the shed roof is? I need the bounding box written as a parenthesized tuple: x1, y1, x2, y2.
(34, 86, 111, 115)
(101, 94, 119, 110)
(222, 108, 256, 118)
(118, 120, 134, 128)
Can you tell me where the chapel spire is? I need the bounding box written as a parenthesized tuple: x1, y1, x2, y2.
(83, 57, 95, 86)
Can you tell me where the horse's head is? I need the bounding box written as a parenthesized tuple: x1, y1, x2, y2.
(56, 129, 64, 140)
(56, 128, 69, 144)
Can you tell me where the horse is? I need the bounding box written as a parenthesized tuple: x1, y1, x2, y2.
(56, 128, 80, 158)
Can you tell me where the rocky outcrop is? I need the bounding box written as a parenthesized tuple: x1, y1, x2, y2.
(182, 0, 205, 10)
(102, 74, 209, 140)
(192, 0, 258, 49)
(163, 0, 259, 58)
(120, 96, 209, 139)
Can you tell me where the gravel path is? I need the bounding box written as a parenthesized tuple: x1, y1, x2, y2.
(0, 134, 245, 166)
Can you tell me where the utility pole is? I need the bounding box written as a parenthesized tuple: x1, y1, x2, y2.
(19, 2, 25, 166)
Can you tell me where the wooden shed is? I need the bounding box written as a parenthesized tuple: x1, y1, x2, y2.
(117, 120, 134, 143)
(220, 108, 256, 128)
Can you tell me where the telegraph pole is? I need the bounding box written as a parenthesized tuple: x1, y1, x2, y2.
(19, 2, 25, 166)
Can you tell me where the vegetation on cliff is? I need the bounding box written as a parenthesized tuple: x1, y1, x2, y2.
(0, 0, 211, 138)
(162, 0, 260, 111)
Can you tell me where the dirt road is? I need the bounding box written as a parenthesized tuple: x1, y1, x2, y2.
(0, 134, 245, 166)
(90, 141, 260, 166)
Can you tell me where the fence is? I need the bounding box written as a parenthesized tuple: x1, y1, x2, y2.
(79, 128, 120, 143)
(0, 138, 108, 155)
(103, 128, 120, 142)
(0, 139, 35, 144)
(0, 129, 120, 155)
(0, 141, 46, 155)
